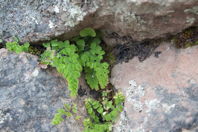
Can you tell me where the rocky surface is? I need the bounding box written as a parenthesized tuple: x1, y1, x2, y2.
(111, 43, 198, 132)
(1, 0, 198, 43)
(0, 49, 86, 132)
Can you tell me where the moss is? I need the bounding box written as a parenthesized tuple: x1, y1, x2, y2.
(173, 27, 198, 48)
(28, 46, 42, 56)
(106, 52, 116, 67)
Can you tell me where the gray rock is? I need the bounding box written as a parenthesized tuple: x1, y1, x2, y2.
(111, 43, 198, 132)
(0, 49, 84, 132)
(0, 0, 99, 42)
(1, 0, 198, 43)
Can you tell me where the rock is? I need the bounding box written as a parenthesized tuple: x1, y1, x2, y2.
(0, 49, 85, 132)
(111, 43, 198, 132)
(101, 0, 198, 45)
(1, 0, 198, 43)
(0, 0, 99, 42)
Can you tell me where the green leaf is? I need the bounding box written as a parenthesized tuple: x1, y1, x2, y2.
(76, 39, 85, 51)
(6, 41, 30, 54)
(38, 29, 125, 132)
(95, 62, 109, 89)
(97, 107, 103, 114)
(65, 111, 72, 117)
(51, 41, 59, 47)
(80, 28, 96, 37)
(114, 92, 125, 105)
(64, 104, 71, 111)
(72, 104, 78, 114)
(85, 68, 99, 90)
(51, 108, 66, 125)
(75, 116, 81, 120)
(92, 38, 101, 45)
(43, 43, 50, 48)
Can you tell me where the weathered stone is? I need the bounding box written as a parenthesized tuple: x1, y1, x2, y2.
(0, 49, 86, 132)
(0, 0, 99, 42)
(111, 43, 198, 132)
(1, 0, 198, 43)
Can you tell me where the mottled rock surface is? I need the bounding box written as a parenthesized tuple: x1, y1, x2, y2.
(0, 0, 99, 43)
(1, 0, 198, 43)
(0, 49, 85, 132)
(111, 43, 198, 132)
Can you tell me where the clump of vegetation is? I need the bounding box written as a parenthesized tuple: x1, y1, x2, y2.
(51, 103, 80, 125)
(40, 40, 83, 97)
(173, 27, 198, 48)
(48, 28, 124, 131)
(40, 28, 109, 97)
(4, 28, 125, 132)
(6, 41, 29, 53)
(84, 91, 125, 132)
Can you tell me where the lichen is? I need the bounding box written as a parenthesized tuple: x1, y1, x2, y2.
(145, 99, 160, 113)
(126, 80, 145, 112)
(184, 6, 198, 15)
(0, 110, 12, 124)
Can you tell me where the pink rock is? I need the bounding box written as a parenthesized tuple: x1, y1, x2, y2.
(111, 43, 198, 132)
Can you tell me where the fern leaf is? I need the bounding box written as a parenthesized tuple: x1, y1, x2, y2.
(85, 68, 99, 90)
(80, 28, 96, 37)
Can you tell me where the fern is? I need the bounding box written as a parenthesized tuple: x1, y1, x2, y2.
(40, 40, 82, 97)
(79, 37, 109, 90)
(40, 28, 109, 96)
(6, 41, 29, 54)
(83, 118, 112, 132)
(51, 103, 79, 125)
(80, 27, 96, 37)
(39, 28, 124, 131)
(84, 92, 125, 132)
(4, 28, 125, 132)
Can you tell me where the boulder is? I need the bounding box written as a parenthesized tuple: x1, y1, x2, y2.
(1, 0, 198, 43)
(111, 43, 198, 132)
(0, 49, 86, 132)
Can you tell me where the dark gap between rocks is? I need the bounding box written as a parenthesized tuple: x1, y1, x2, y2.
(102, 38, 163, 66)
(113, 40, 159, 63)
(103, 26, 198, 65)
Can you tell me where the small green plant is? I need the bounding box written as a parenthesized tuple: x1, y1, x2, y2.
(3, 28, 125, 132)
(45, 28, 125, 131)
(40, 40, 82, 97)
(83, 92, 125, 132)
(40, 28, 109, 97)
(52, 103, 80, 125)
(6, 41, 30, 54)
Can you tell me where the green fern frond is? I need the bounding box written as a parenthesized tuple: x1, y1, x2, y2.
(80, 28, 96, 37)
(6, 41, 30, 54)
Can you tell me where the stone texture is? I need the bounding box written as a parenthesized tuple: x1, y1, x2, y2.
(0, 49, 86, 132)
(0, 0, 99, 43)
(1, 0, 198, 43)
(111, 43, 198, 132)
